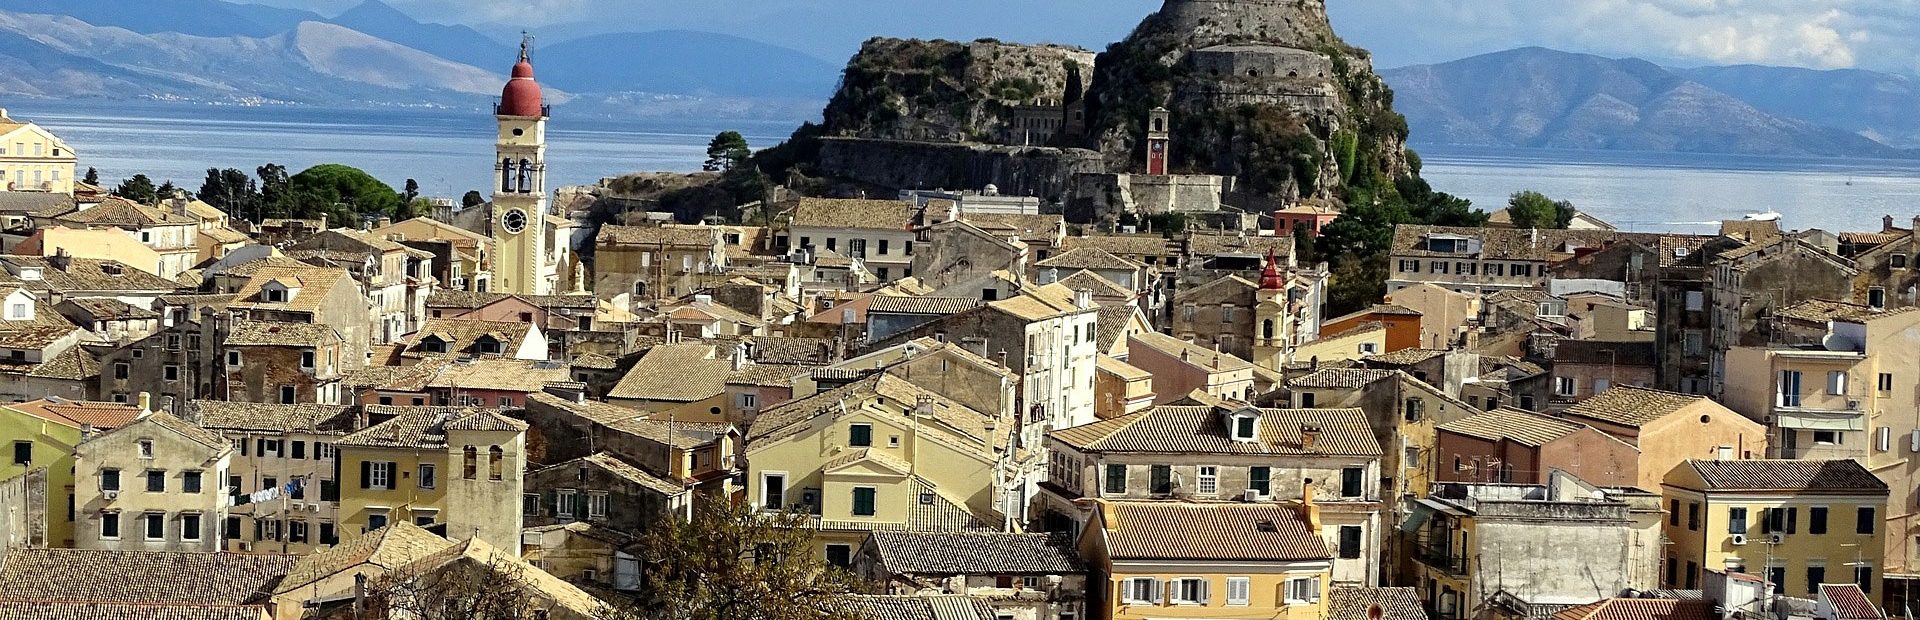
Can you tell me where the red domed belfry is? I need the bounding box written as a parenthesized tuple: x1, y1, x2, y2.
(490, 34, 560, 296)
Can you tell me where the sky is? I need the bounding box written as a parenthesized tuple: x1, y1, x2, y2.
(252, 0, 1917, 73)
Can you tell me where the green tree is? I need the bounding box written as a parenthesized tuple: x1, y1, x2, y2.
(1507, 190, 1575, 229)
(256, 164, 291, 222)
(198, 168, 260, 216)
(403, 178, 421, 204)
(156, 180, 178, 200)
(83, 167, 99, 186)
(113, 174, 158, 204)
(1399, 178, 1486, 228)
(633, 501, 859, 620)
(704, 131, 752, 172)
(289, 164, 403, 227)
(462, 190, 486, 209)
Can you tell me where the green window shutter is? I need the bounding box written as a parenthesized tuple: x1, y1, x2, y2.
(359, 461, 371, 490)
(1105, 464, 1127, 494)
(849, 424, 872, 447)
(1250, 466, 1271, 494)
(853, 488, 876, 516)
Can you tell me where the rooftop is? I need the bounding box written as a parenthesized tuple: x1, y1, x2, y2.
(1052, 405, 1381, 456)
(0, 548, 296, 606)
(1439, 408, 1591, 447)
(1094, 501, 1330, 562)
(1681, 459, 1887, 493)
(1562, 386, 1707, 428)
(337, 407, 526, 450)
(607, 343, 728, 402)
(788, 197, 915, 231)
(867, 532, 1084, 575)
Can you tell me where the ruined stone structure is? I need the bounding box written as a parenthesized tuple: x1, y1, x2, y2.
(814, 138, 1104, 203)
(1067, 173, 1224, 223)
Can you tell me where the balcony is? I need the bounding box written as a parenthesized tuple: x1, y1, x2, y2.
(1417, 544, 1470, 576)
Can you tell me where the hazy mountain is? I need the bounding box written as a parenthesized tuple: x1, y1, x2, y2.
(537, 30, 839, 99)
(1383, 47, 1903, 158)
(0, 0, 322, 38)
(0, 11, 500, 105)
(327, 0, 511, 70)
(1674, 64, 1920, 149)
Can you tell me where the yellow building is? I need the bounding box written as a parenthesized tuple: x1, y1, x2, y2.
(1079, 500, 1334, 620)
(333, 406, 527, 554)
(1661, 459, 1888, 598)
(0, 109, 77, 195)
(743, 372, 1012, 566)
(0, 399, 142, 547)
(373, 216, 492, 292)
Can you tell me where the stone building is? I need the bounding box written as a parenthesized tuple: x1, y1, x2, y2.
(524, 452, 689, 534)
(1704, 237, 1857, 397)
(858, 532, 1086, 620)
(780, 198, 919, 283)
(593, 224, 732, 302)
(216, 259, 371, 376)
(286, 228, 434, 343)
(189, 401, 356, 555)
(73, 409, 234, 552)
(218, 320, 347, 405)
(1434, 408, 1639, 488)
(36, 197, 198, 279)
(333, 406, 527, 554)
(910, 219, 1029, 296)
(96, 301, 221, 406)
(1546, 340, 1657, 411)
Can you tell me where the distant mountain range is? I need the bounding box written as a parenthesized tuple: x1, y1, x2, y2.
(1383, 47, 1920, 157)
(0, 0, 841, 114)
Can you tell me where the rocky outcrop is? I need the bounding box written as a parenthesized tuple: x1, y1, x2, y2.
(1084, 0, 1413, 202)
(814, 138, 1104, 201)
(822, 38, 1094, 144)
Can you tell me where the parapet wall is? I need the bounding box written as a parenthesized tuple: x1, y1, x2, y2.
(816, 138, 1105, 201)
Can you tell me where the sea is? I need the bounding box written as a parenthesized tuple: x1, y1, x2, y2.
(11, 100, 1920, 235)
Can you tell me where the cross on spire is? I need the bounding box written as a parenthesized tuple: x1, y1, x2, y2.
(519, 32, 534, 61)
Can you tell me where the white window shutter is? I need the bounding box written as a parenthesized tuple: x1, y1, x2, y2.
(1910, 429, 1919, 453)
(1312, 577, 1323, 603)
(1200, 579, 1211, 604)
(1878, 427, 1892, 453)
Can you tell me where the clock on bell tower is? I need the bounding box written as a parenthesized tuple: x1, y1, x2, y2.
(490, 34, 554, 296)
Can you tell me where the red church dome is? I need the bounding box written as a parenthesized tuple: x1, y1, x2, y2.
(497, 42, 545, 117)
(1259, 250, 1285, 290)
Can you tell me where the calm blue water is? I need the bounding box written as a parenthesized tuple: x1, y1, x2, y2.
(8, 101, 1918, 235)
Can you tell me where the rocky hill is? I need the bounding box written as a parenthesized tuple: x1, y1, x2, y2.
(1082, 0, 1414, 201)
(1383, 47, 1902, 157)
(1674, 64, 1920, 150)
(821, 38, 1095, 143)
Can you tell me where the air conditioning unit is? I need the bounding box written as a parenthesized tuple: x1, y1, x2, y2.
(102, 490, 118, 501)
(1730, 534, 1747, 545)
(1848, 400, 1862, 410)
(237, 542, 252, 552)
(1243, 489, 1262, 502)
(1769, 534, 1785, 545)
(305, 503, 320, 512)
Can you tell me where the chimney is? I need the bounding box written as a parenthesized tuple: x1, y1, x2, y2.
(1297, 480, 1321, 527)
(1885, 215, 1896, 232)
(170, 191, 190, 217)
(665, 329, 682, 345)
(376, 216, 391, 229)
(137, 392, 152, 413)
(49, 248, 70, 272)
(732, 342, 748, 372)
(1299, 424, 1322, 451)
(1073, 288, 1093, 310)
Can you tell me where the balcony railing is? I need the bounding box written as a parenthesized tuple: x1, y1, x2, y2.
(1417, 545, 1470, 576)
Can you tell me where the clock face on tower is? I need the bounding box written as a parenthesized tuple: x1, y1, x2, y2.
(501, 208, 528, 234)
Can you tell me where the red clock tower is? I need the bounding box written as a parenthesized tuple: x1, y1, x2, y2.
(1145, 106, 1170, 175)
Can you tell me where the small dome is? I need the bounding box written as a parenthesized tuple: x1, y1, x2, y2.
(498, 58, 544, 117)
(1259, 250, 1285, 290)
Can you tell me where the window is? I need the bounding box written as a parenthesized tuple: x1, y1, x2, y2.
(1150, 464, 1172, 496)
(288, 519, 308, 542)
(113, 362, 129, 379)
(1806, 506, 1831, 534)
(1300, 392, 1316, 407)
(1670, 499, 1681, 526)
(1556, 376, 1576, 396)
(418, 464, 436, 489)
(163, 365, 179, 382)
(146, 470, 165, 492)
(1105, 464, 1127, 495)
(10, 441, 28, 465)
(489, 446, 504, 481)
(852, 487, 877, 516)
(1729, 507, 1748, 534)
(145, 512, 165, 540)
(1339, 525, 1363, 559)
(183, 471, 202, 494)
(181, 513, 201, 541)
(1285, 576, 1322, 604)
(1234, 416, 1256, 440)
(1170, 577, 1208, 604)
(1341, 467, 1364, 498)
(100, 511, 120, 539)
(1399, 260, 1420, 273)
(368, 512, 388, 531)
(1808, 566, 1827, 594)
(1197, 466, 1218, 494)
(588, 492, 609, 518)
(557, 490, 579, 519)
(762, 473, 786, 509)
(849, 424, 873, 447)
(825, 544, 852, 567)
(1814, 430, 1840, 445)
(227, 351, 241, 367)
(1860, 506, 1877, 534)
(1687, 503, 1700, 530)
(1358, 342, 1378, 355)
(1858, 564, 1874, 593)
(523, 493, 540, 516)
(1880, 373, 1895, 393)
(1221, 304, 1236, 323)
(1227, 577, 1251, 606)
(1123, 577, 1159, 604)
(1896, 254, 1910, 269)
(1829, 371, 1849, 395)
(740, 393, 758, 409)
(1430, 261, 1449, 274)
(1249, 466, 1271, 496)
(1779, 370, 1803, 407)
(463, 446, 478, 479)
(1870, 287, 1887, 309)
(362, 461, 393, 490)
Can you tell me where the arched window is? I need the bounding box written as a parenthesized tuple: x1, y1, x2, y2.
(633, 281, 647, 297)
(488, 446, 504, 480)
(462, 445, 478, 479)
(517, 159, 532, 193)
(1263, 319, 1276, 340)
(500, 158, 514, 192)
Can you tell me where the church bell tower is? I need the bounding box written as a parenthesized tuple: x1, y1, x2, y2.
(491, 34, 553, 296)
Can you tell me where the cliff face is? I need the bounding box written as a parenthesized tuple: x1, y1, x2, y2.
(822, 38, 1095, 143)
(1085, 0, 1413, 202)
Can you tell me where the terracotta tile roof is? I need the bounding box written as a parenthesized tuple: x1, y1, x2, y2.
(748, 373, 1003, 453)
(275, 522, 453, 595)
(400, 317, 532, 358)
(338, 361, 444, 390)
(596, 223, 720, 247)
(607, 343, 728, 402)
(225, 265, 353, 314)
(0, 600, 269, 620)
(788, 197, 915, 231)
(1093, 304, 1140, 353)
(726, 362, 809, 387)
(1361, 348, 1448, 366)
(1131, 330, 1254, 372)
(6, 398, 141, 430)
(1289, 368, 1398, 389)
(129, 411, 230, 451)
(525, 393, 725, 448)
(0, 548, 296, 605)
(394, 536, 609, 619)
(1096, 355, 1152, 381)
(1820, 584, 1884, 620)
(1096, 501, 1331, 561)
(1562, 386, 1704, 428)
(1555, 340, 1657, 366)
(53, 196, 195, 226)
(337, 407, 525, 450)
(570, 352, 618, 370)
(867, 295, 982, 316)
(1051, 405, 1381, 456)
(422, 359, 570, 393)
(222, 320, 342, 347)
(1061, 234, 1172, 257)
(1439, 408, 1590, 447)
(828, 595, 997, 620)
(747, 336, 834, 365)
(1186, 232, 1294, 258)
(1330, 587, 1429, 620)
(1552, 599, 1717, 620)
(867, 532, 1084, 575)
(537, 452, 684, 496)
(0, 191, 73, 214)
(188, 402, 357, 433)
(56, 297, 157, 322)
(1392, 224, 1686, 262)
(1774, 299, 1878, 323)
(2, 256, 181, 293)
(1682, 459, 1888, 492)
(1035, 246, 1143, 271)
(1058, 270, 1135, 297)
(663, 299, 765, 327)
